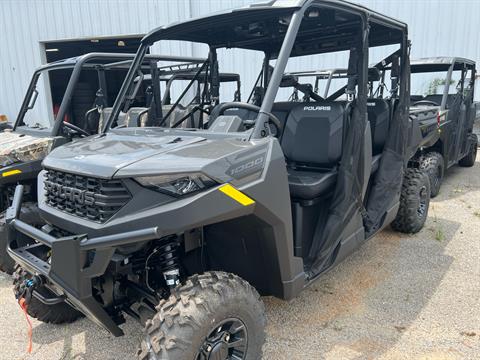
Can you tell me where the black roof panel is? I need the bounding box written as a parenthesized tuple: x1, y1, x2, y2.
(142, 0, 407, 57)
(411, 57, 476, 72)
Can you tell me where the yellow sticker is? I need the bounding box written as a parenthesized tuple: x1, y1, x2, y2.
(219, 184, 255, 206)
(2, 169, 22, 177)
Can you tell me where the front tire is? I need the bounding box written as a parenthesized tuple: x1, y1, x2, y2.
(137, 271, 266, 360)
(13, 266, 83, 324)
(458, 134, 478, 167)
(391, 168, 430, 234)
(419, 152, 444, 197)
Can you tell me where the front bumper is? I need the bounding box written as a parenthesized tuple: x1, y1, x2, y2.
(6, 185, 162, 336)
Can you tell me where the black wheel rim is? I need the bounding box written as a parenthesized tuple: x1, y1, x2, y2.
(197, 318, 248, 360)
(417, 186, 428, 218)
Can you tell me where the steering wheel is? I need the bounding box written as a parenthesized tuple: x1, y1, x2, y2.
(214, 102, 282, 136)
(62, 121, 90, 137)
(413, 100, 440, 107)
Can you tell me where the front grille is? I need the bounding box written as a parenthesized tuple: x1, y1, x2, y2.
(44, 170, 131, 223)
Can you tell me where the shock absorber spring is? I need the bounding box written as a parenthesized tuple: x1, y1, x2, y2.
(157, 239, 181, 288)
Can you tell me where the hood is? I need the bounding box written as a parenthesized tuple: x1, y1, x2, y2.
(0, 131, 53, 167)
(42, 131, 208, 178)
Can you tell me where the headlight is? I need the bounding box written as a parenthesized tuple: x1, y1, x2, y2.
(135, 173, 217, 197)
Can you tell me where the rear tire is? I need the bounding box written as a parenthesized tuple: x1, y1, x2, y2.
(13, 266, 83, 324)
(458, 135, 478, 167)
(0, 202, 42, 275)
(136, 271, 266, 360)
(391, 168, 430, 234)
(419, 152, 444, 197)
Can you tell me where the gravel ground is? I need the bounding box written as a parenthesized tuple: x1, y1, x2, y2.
(0, 159, 479, 360)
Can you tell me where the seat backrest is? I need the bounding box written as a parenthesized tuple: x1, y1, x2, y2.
(98, 107, 112, 132)
(367, 99, 390, 154)
(162, 104, 188, 128)
(98, 107, 128, 131)
(421, 94, 460, 109)
(124, 107, 149, 127)
(281, 102, 345, 168)
(184, 104, 202, 128)
(424, 94, 443, 106)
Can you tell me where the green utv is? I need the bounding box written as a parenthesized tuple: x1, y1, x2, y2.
(0, 53, 208, 273)
(407, 58, 478, 197)
(8, 1, 432, 359)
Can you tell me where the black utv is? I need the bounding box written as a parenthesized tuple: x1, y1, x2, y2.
(0, 53, 206, 273)
(8, 1, 431, 359)
(407, 57, 478, 197)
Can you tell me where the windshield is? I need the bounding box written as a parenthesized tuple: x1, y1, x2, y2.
(411, 70, 462, 97)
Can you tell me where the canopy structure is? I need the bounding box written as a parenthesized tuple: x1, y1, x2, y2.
(142, 0, 407, 57)
(410, 57, 475, 73)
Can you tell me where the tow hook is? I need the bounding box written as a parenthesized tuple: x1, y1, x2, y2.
(17, 275, 43, 354)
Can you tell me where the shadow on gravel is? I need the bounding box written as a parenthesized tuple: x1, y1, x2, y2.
(31, 317, 142, 359)
(263, 217, 461, 360)
(433, 164, 480, 203)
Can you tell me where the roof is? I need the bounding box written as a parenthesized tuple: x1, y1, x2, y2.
(142, 0, 407, 58)
(411, 57, 476, 72)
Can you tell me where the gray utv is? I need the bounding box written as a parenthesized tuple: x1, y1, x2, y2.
(0, 53, 207, 274)
(8, 1, 430, 359)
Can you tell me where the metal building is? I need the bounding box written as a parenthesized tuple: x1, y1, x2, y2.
(1, 0, 479, 121)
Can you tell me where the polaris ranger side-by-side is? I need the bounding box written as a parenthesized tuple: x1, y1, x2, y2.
(0, 53, 207, 273)
(8, 1, 431, 359)
(407, 57, 478, 197)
